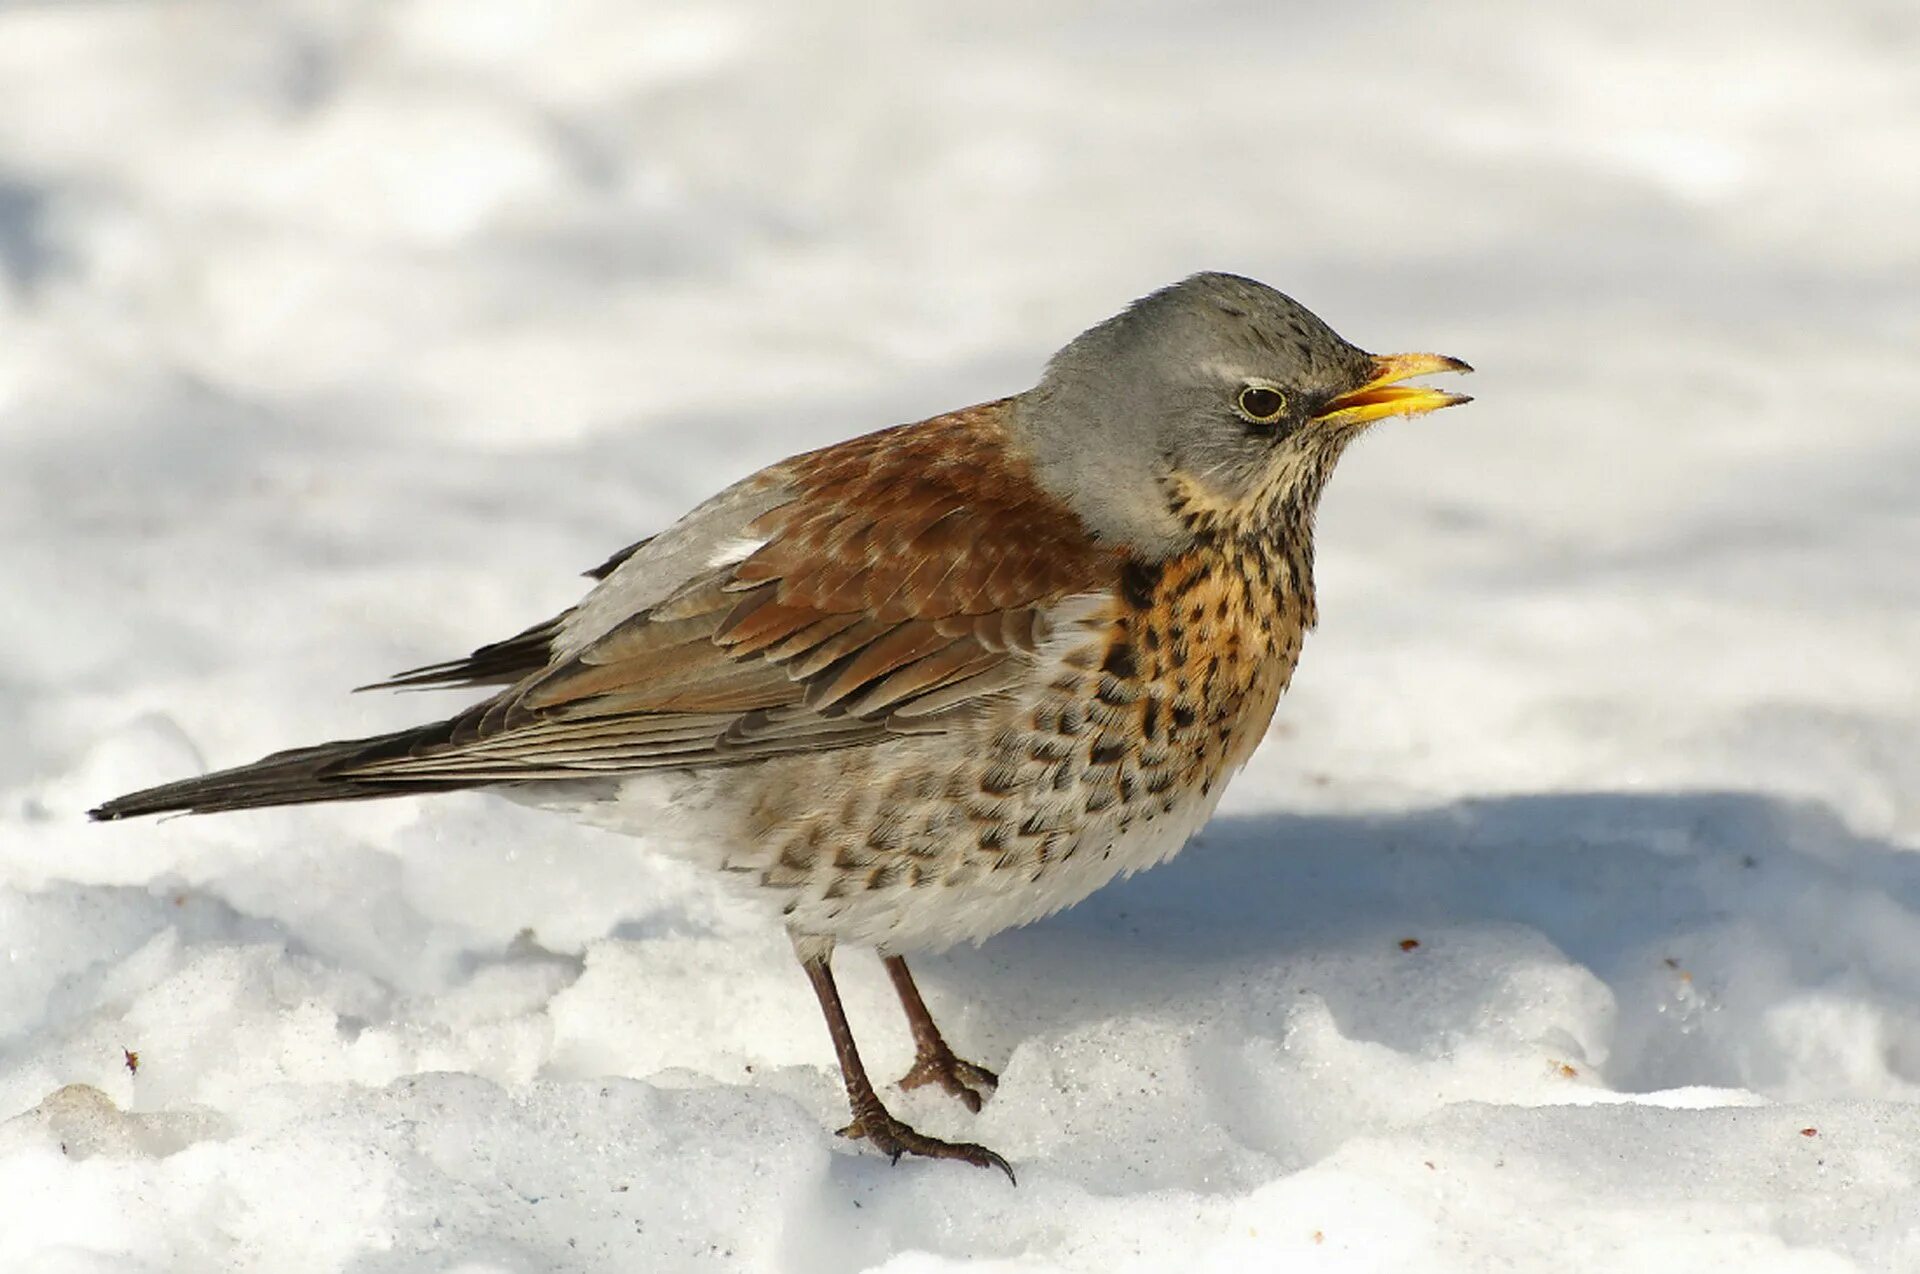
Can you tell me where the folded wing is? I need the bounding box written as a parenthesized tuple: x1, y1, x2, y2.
(340, 399, 1117, 783)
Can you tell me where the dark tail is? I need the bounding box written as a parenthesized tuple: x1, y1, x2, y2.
(89, 721, 470, 821)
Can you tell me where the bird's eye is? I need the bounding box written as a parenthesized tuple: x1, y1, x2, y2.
(1236, 383, 1288, 424)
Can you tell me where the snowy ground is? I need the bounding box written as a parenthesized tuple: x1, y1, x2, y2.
(4, 1, 1919, 1270)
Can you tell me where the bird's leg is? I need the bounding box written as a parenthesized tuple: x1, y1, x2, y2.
(799, 950, 1014, 1183)
(883, 954, 999, 1113)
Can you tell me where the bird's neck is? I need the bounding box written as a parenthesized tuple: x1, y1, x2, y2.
(1161, 443, 1345, 631)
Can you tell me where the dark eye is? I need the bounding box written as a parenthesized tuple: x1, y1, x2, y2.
(1236, 384, 1288, 424)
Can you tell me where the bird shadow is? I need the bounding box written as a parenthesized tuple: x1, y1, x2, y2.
(0, 170, 68, 295)
(921, 789, 1920, 1097)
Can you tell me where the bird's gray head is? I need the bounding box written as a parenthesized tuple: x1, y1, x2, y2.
(1014, 272, 1470, 556)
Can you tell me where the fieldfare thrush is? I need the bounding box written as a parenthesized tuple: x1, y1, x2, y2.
(93, 272, 1472, 1180)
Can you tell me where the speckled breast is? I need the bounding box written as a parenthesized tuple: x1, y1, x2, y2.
(747, 536, 1313, 951)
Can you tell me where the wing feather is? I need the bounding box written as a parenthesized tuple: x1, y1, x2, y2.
(341, 400, 1118, 785)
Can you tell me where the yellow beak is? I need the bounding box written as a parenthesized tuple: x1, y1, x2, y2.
(1312, 352, 1473, 428)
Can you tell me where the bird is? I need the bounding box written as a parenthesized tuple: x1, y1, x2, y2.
(92, 272, 1471, 1181)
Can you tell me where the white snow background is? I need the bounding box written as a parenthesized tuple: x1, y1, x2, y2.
(3, 1, 1919, 1270)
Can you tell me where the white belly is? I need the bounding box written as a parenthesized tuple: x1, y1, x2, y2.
(810, 783, 1226, 952)
(505, 765, 1228, 954)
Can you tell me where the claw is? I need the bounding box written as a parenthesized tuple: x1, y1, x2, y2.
(842, 1106, 1016, 1184)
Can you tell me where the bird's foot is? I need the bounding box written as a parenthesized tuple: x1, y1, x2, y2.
(838, 1107, 1015, 1183)
(897, 1045, 999, 1114)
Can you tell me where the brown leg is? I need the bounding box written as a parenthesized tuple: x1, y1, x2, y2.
(884, 955, 999, 1113)
(801, 952, 1015, 1183)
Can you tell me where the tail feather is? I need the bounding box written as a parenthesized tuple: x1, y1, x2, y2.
(89, 722, 472, 820)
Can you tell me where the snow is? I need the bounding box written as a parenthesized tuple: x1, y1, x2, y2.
(3, 0, 1919, 1269)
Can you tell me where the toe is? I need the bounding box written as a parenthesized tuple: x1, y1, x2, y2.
(846, 1109, 1017, 1184)
(898, 1050, 999, 1111)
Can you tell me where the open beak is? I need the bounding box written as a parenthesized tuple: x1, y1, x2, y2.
(1312, 352, 1474, 428)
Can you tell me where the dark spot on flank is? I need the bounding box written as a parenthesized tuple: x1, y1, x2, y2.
(980, 766, 1021, 797)
(1119, 559, 1161, 610)
(1101, 643, 1139, 679)
(962, 800, 1002, 826)
(1171, 703, 1198, 729)
(1088, 738, 1127, 766)
(1030, 735, 1074, 762)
